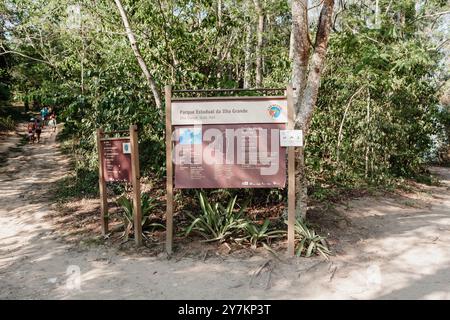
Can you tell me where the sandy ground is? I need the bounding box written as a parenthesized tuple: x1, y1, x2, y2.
(0, 125, 449, 300)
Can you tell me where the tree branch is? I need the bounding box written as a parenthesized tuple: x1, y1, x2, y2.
(114, 0, 162, 110)
(336, 85, 367, 163)
(0, 50, 55, 67)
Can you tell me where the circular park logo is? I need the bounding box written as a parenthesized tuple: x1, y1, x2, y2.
(268, 104, 281, 120)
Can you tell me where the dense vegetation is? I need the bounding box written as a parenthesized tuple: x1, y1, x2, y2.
(1, 0, 449, 200)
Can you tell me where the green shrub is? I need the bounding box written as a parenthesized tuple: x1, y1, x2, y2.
(116, 193, 163, 240)
(184, 191, 248, 242)
(0, 115, 15, 131)
(55, 168, 99, 200)
(291, 218, 331, 259)
(241, 219, 285, 248)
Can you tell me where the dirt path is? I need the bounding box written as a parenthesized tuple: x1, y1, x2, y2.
(0, 125, 449, 299)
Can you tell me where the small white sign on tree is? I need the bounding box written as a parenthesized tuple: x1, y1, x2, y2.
(280, 129, 303, 147)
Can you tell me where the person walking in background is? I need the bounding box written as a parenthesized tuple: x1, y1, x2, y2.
(34, 116, 43, 143)
(40, 107, 45, 128)
(27, 118, 35, 144)
(40, 106, 49, 128)
(49, 111, 57, 133)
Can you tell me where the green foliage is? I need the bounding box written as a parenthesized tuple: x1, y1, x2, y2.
(0, 115, 15, 131)
(185, 192, 330, 256)
(185, 192, 286, 248)
(185, 191, 248, 242)
(0, 83, 11, 102)
(242, 219, 285, 248)
(116, 193, 163, 239)
(291, 219, 331, 259)
(55, 168, 99, 200)
(304, 2, 448, 193)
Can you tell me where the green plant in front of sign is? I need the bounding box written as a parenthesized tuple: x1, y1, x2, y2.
(117, 193, 164, 240)
(184, 191, 248, 242)
(239, 219, 286, 248)
(289, 218, 331, 259)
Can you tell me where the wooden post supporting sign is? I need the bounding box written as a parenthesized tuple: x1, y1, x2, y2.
(130, 124, 142, 246)
(96, 126, 141, 246)
(165, 86, 174, 255)
(96, 128, 109, 235)
(286, 85, 296, 256)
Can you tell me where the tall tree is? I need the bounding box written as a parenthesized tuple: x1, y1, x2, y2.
(114, 0, 162, 110)
(292, 0, 335, 219)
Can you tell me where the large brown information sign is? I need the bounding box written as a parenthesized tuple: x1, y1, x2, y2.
(101, 138, 132, 182)
(171, 96, 288, 189)
(165, 88, 297, 255)
(173, 123, 286, 188)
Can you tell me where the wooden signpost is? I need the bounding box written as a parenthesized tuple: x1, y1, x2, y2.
(286, 85, 296, 256)
(96, 125, 142, 246)
(165, 87, 174, 255)
(165, 85, 300, 256)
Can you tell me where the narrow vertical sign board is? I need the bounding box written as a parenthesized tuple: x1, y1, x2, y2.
(165, 86, 296, 255)
(96, 127, 142, 246)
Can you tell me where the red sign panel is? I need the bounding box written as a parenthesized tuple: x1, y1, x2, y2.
(173, 124, 286, 189)
(101, 139, 132, 182)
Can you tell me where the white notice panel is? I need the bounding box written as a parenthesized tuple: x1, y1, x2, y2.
(171, 98, 288, 125)
(280, 130, 303, 147)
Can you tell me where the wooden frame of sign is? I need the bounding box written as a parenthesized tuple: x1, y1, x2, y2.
(165, 85, 297, 256)
(96, 125, 143, 246)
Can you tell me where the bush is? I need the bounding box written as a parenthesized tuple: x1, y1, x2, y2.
(291, 218, 331, 259)
(241, 219, 285, 248)
(0, 115, 15, 131)
(116, 193, 163, 240)
(55, 168, 99, 200)
(184, 191, 248, 242)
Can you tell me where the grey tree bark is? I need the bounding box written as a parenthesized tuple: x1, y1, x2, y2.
(217, 0, 222, 28)
(243, 22, 252, 89)
(291, 0, 310, 107)
(289, 27, 294, 59)
(253, 0, 264, 87)
(114, 0, 162, 110)
(291, 0, 335, 219)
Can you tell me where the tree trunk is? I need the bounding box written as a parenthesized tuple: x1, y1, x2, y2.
(374, 0, 380, 28)
(253, 0, 264, 87)
(292, 0, 335, 220)
(243, 22, 252, 88)
(291, 0, 311, 220)
(297, 0, 334, 135)
(365, 89, 371, 178)
(80, 9, 85, 95)
(291, 0, 310, 109)
(289, 27, 294, 60)
(217, 0, 222, 29)
(114, 0, 162, 110)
